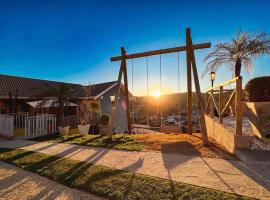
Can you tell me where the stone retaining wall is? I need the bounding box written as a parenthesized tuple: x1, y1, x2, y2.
(205, 115, 250, 154)
(243, 102, 270, 139)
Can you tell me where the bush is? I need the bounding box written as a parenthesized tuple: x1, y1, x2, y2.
(244, 76, 270, 102)
(100, 114, 110, 126)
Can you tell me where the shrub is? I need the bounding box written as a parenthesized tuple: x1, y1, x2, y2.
(244, 76, 270, 102)
(100, 114, 110, 126)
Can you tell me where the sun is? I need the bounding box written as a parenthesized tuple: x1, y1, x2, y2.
(152, 90, 161, 97)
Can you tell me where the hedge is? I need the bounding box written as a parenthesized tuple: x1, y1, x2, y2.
(244, 76, 270, 102)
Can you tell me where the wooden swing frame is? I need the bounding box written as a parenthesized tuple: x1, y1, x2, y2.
(110, 28, 211, 145)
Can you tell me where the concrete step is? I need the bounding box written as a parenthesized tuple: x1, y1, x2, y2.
(235, 149, 270, 162)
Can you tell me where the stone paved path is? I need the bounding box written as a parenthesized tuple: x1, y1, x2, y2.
(0, 161, 104, 200)
(0, 140, 270, 200)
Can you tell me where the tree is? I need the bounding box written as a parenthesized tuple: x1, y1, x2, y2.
(204, 31, 270, 77)
(37, 84, 72, 126)
(80, 83, 95, 125)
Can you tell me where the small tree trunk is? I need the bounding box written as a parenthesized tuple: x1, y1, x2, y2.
(59, 101, 64, 126)
(234, 58, 242, 77)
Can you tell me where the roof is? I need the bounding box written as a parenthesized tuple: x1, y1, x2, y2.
(27, 99, 79, 108)
(0, 74, 118, 99)
(77, 81, 117, 99)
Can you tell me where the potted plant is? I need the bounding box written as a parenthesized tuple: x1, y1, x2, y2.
(78, 120, 90, 136)
(59, 125, 70, 136)
(78, 84, 94, 136)
(99, 114, 111, 136)
(90, 111, 100, 134)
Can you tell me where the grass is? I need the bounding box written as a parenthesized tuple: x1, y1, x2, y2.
(0, 148, 253, 200)
(34, 131, 145, 151)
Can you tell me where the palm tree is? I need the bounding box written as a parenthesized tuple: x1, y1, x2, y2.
(204, 31, 270, 77)
(37, 84, 72, 126)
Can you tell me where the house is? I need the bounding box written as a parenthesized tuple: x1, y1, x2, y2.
(0, 74, 130, 132)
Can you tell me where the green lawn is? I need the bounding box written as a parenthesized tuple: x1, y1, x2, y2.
(0, 148, 253, 200)
(33, 131, 145, 151)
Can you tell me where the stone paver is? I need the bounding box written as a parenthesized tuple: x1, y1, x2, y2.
(0, 161, 104, 200)
(0, 140, 270, 199)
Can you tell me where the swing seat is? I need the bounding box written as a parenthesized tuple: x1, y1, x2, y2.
(131, 124, 151, 129)
(160, 124, 182, 133)
(132, 124, 153, 134)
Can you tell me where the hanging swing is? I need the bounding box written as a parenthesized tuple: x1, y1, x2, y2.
(159, 54, 162, 126)
(146, 56, 149, 126)
(159, 53, 182, 133)
(177, 52, 182, 133)
(131, 52, 182, 134)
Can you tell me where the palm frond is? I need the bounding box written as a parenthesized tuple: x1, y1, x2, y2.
(204, 30, 270, 77)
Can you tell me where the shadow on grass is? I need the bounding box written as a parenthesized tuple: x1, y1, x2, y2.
(162, 141, 198, 200)
(81, 135, 103, 145)
(81, 157, 144, 197)
(0, 148, 253, 200)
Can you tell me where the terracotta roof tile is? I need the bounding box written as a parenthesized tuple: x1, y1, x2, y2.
(0, 74, 117, 99)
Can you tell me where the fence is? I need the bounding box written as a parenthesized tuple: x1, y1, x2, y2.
(205, 76, 242, 134)
(9, 112, 28, 128)
(0, 113, 89, 139)
(25, 114, 57, 139)
(0, 115, 14, 137)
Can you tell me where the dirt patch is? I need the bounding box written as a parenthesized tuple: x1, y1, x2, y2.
(134, 133, 235, 160)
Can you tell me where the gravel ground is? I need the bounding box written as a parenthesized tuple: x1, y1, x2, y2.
(222, 117, 270, 150)
(0, 161, 105, 200)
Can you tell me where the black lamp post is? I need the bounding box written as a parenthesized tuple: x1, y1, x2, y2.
(210, 71, 216, 87)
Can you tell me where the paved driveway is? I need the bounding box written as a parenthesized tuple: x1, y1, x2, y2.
(0, 140, 270, 200)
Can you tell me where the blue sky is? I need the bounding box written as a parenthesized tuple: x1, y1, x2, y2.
(0, 0, 269, 96)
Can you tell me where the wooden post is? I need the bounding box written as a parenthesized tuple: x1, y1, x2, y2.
(210, 89, 214, 117)
(219, 86, 223, 124)
(187, 28, 208, 145)
(205, 92, 207, 113)
(110, 54, 124, 136)
(235, 76, 242, 135)
(121, 47, 132, 135)
(186, 28, 193, 135)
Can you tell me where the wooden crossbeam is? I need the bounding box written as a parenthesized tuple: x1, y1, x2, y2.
(111, 43, 211, 62)
(221, 89, 236, 116)
(206, 77, 239, 92)
(210, 92, 220, 116)
(205, 95, 211, 112)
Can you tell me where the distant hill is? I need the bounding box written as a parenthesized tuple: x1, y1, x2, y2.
(132, 92, 205, 116)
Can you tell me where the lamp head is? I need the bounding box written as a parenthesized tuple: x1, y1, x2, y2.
(210, 71, 216, 81)
(110, 95, 115, 103)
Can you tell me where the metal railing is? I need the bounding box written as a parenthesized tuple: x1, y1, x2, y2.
(0, 115, 14, 137)
(205, 76, 242, 134)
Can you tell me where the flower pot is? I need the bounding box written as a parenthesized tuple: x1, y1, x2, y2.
(58, 126, 70, 136)
(78, 124, 90, 136)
